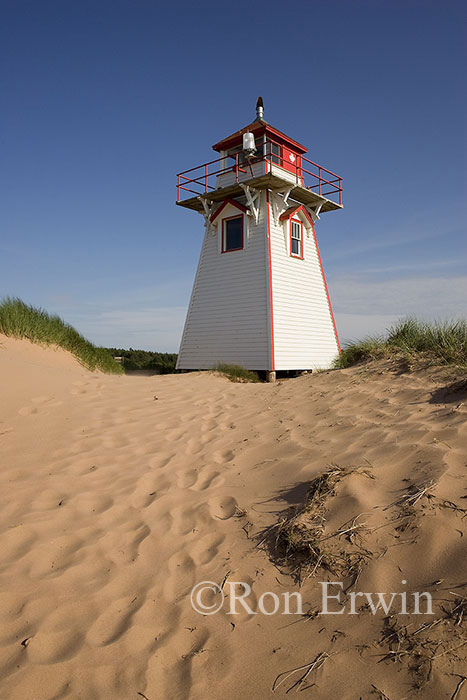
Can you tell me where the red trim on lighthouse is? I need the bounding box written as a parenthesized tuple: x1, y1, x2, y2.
(212, 120, 307, 154)
(279, 204, 314, 227)
(210, 197, 247, 223)
(310, 221, 341, 352)
(221, 215, 244, 253)
(289, 219, 304, 260)
(266, 190, 275, 371)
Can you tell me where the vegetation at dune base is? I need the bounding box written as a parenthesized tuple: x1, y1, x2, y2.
(107, 348, 178, 374)
(334, 318, 467, 370)
(0, 297, 123, 374)
(215, 363, 260, 383)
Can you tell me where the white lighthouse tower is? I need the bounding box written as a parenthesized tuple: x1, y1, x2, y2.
(176, 99, 342, 380)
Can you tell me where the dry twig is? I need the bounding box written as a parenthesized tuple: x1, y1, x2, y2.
(272, 652, 332, 693)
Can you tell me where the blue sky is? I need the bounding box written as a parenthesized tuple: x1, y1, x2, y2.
(1, 0, 465, 350)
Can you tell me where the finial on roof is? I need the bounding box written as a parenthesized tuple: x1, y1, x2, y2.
(256, 96, 264, 121)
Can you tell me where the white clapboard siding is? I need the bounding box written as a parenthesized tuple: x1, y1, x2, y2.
(270, 163, 301, 186)
(269, 206, 339, 370)
(177, 197, 270, 370)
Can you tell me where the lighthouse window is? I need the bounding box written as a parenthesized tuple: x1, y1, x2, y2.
(254, 138, 264, 157)
(266, 142, 281, 165)
(227, 146, 247, 166)
(222, 215, 244, 253)
(290, 219, 303, 258)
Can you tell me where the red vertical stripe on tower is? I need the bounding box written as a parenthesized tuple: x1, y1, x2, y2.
(266, 190, 275, 370)
(311, 221, 341, 352)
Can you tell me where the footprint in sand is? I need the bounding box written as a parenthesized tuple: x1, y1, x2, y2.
(151, 509, 173, 535)
(131, 476, 172, 508)
(74, 493, 114, 516)
(111, 523, 151, 564)
(18, 396, 63, 415)
(87, 596, 141, 646)
(70, 381, 89, 394)
(213, 449, 235, 464)
(31, 395, 55, 404)
(178, 467, 225, 491)
(193, 469, 225, 491)
(26, 628, 83, 664)
(171, 505, 199, 536)
(101, 434, 131, 448)
(148, 453, 176, 470)
(0, 526, 37, 566)
(165, 428, 188, 442)
(209, 495, 238, 520)
(28, 534, 83, 579)
(163, 551, 196, 600)
(18, 405, 38, 416)
(178, 469, 198, 489)
(5, 666, 71, 700)
(191, 533, 225, 565)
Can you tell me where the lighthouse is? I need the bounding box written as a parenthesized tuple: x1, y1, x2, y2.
(176, 99, 342, 381)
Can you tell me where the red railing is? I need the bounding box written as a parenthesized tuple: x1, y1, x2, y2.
(177, 139, 342, 206)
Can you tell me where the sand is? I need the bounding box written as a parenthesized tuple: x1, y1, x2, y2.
(0, 334, 466, 700)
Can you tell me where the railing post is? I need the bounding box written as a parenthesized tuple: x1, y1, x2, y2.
(176, 152, 342, 207)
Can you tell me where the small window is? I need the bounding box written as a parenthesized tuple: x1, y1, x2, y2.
(266, 141, 281, 165)
(223, 215, 243, 252)
(227, 145, 247, 166)
(254, 137, 264, 158)
(290, 219, 303, 258)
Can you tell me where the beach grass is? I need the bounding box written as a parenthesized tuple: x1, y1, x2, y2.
(0, 297, 123, 374)
(334, 318, 467, 369)
(215, 363, 260, 383)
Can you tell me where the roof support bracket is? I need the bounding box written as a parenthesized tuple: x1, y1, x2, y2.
(270, 186, 293, 224)
(239, 183, 261, 225)
(305, 201, 324, 223)
(198, 196, 215, 234)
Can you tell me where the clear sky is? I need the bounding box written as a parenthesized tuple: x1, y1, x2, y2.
(1, 0, 466, 350)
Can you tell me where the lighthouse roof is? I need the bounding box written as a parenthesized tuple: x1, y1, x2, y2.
(279, 204, 315, 227)
(212, 119, 308, 154)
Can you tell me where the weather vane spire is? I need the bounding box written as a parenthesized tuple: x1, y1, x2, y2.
(256, 96, 264, 120)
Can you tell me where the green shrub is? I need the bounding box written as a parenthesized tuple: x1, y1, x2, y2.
(215, 363, 260, 382)
(333, 336, 387, 368)
(0, 297, 123, 374)
(107, 348, 178, 373)
(334, 318, 467, 369)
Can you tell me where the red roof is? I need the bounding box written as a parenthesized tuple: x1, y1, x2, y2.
(210, 197, 247, 223)
(279, 204, 315, 227)
(212, 119, 307, 154)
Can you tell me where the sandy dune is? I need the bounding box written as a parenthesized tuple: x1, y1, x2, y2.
(0, 335, 466, 700)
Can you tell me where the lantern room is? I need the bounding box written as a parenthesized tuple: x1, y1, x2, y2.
(212, 116, 307, 180)
(176, 97, 343, 217)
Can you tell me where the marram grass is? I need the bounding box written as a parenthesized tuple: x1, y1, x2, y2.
(215, 363, 260, 383)
(0, 297, 123, 374)
(334, 318, 467, 369)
